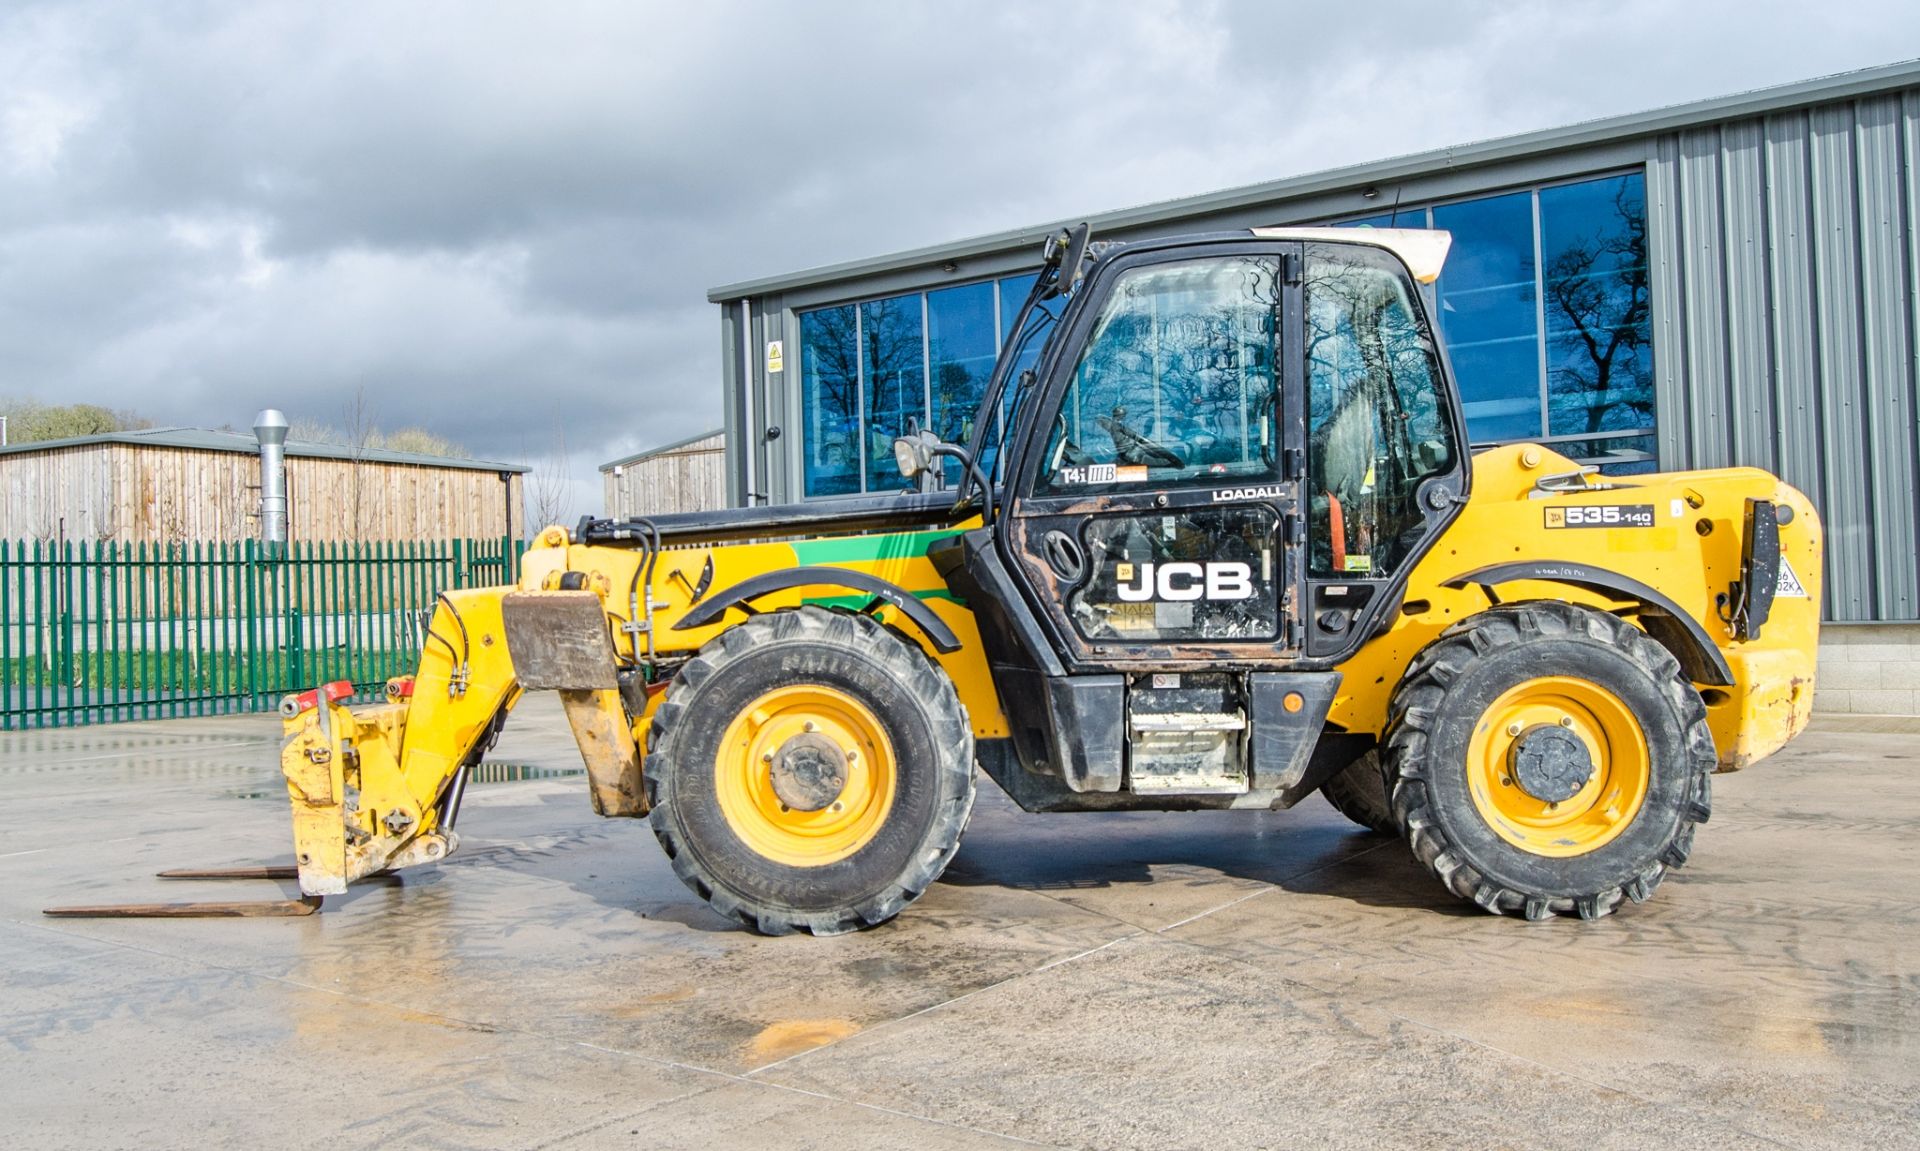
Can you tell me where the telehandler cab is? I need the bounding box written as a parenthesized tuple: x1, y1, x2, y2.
(50, 224, 1822, 932)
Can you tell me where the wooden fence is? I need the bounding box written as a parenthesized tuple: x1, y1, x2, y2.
(602, 431, 727, 518)
(0, 537, 521, 729)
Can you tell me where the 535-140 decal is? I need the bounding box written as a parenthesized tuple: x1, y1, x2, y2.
(1544, 504, 1655, 529)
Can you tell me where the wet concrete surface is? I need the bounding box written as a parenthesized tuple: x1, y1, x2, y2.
(1, 697, 1916, 1150)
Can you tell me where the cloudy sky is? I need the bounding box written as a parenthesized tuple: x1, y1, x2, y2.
(2, 1, 1915, 520)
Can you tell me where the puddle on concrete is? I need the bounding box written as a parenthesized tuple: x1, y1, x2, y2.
(747, 1018, 860, 1063)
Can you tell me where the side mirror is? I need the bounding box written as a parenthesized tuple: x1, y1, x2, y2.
(1046, 222, 1093, 299)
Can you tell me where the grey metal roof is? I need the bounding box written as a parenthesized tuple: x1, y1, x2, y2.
(707, 58, 1920, 302)
(598, 428, 725, 472)
(0, 426, 530, 473)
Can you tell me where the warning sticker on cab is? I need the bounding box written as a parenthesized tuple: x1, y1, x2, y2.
(1544, 504, 1655, 529)
(1106, 602, 1156, 632)
(1776, 558, 1808, 598)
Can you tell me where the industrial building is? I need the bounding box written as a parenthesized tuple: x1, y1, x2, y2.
(707, 61, 1920, 713)
(0, 426, 527, 543)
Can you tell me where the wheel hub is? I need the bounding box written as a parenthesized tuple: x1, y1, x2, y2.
(1509, 724, 1593, 803)
(768, 732, 848, 812)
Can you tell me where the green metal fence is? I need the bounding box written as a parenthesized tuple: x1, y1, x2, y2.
(1, 537, 522, 730)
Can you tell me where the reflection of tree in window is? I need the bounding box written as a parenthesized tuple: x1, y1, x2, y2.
(800, 305, 860, 496)
(932, 358, 974, 439)
(1041, 258, 1280, 488)
(1543, 176, 1652, 436)
(861, 296, 925, 491)
(1305, 246, 1454, 578)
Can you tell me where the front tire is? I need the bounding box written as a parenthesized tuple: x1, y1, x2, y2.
(1320, 750, 1395, 835)
(1385, 602, 1715, 921)
(644, 607, 975, 935)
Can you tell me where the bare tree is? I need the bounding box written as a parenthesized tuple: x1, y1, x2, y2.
(342, 386, 377, 540)
(1543, 186, 1653, 435)
(799, 306, 861, 491)
(528, 417, 572, 532)
(289, 417, 465, 458)
(858, 297, 923, 482)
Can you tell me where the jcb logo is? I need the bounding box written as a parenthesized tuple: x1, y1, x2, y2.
(1116, 561, 1255, 602)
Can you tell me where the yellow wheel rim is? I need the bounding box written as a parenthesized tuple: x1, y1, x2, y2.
(714, 684, 897, 868)
(1466, 676, 1650, 858)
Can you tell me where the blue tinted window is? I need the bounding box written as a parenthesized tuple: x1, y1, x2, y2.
(795, 172, 1654, 500)
(998, 274, 1069, 376)
(799, 305, 861, 496)
(1433, 191, 1541, 441)
(928, 282, 997, 444)
(997, 275, 1034, 332)
(859, 294, 924, 492)
(1540, 173, 1652, 437)
(1340, 208, 1429, 229)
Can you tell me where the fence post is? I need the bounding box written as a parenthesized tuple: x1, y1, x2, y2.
(283, 539, 299, 692)
(57, 537, 73, 726)
(1, 540, 10, 731)
(239, 539, 253, 709)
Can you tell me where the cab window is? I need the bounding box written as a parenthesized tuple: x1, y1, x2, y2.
(1305, 244, 1456, 578)
(1037, 256, 1281, 493)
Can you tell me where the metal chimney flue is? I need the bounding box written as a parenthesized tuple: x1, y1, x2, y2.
(253, 409, 289, 545)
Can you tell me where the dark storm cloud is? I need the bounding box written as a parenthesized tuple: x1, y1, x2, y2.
(1, 1, 1913, 514)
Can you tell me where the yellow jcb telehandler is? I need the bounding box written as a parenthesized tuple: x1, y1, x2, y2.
(50, 224, 1821, 931)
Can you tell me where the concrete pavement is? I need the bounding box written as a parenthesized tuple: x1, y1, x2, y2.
(2, 697, 1915, 1149)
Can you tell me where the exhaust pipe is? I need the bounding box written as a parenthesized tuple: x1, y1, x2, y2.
(253, 409, 289, 545)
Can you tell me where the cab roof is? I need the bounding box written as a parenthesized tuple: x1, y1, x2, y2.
(1248, 227, 1453, 284)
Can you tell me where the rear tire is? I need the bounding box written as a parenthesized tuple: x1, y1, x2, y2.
(1320, 750, 1395, 835)
(644, 607, 975, 935)
(1385, 602, 1714, 921)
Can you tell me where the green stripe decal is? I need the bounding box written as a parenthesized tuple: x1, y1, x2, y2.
(789, 528, 964, 566)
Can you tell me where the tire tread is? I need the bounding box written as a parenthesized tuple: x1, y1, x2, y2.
(644, 606, 975, 936)
(1384, 601, 1715, 921)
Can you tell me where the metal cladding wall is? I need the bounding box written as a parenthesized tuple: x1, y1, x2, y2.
(715, 65, 1920, 624)
(1648, 87, 1920, 622)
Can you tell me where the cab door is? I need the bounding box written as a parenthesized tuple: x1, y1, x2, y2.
(1002, 243, 1305, 670)
(1297, 240, 1467, 657)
